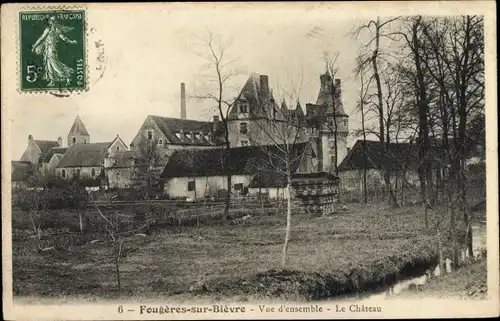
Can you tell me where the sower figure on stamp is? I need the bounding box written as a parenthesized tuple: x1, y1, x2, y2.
(31, 16, 78, 87)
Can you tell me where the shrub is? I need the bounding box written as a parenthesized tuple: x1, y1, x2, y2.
(12, 186, 89, 210)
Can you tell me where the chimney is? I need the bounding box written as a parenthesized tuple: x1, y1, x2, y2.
(260, 75, 269, 99)
(213, 115, 219, 132)
(28, 134, 33, 143)
(57, 136, 63, 147)
(180, 82, 186, 120)
(334, 78, 342, 96)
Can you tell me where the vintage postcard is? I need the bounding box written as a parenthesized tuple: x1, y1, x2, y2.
(1, 1, 498, 320)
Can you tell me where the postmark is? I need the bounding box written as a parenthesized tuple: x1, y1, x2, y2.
(19, 9, 86, 93)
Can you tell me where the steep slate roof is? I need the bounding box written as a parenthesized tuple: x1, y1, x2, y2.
(34, 140, 60, 154)
(150, 115, 214, 146)
(338, 140, 420, 172)
(314, 72, 347, 117)
(249, 171, 287, 188)
(43, 147, 67, 163)
(11, 161, 34, 182)
(227, 73, 287, 121)
(57, 142, 111, 168)
(161, 143, 311, 178)
(68, 115, 90, 136)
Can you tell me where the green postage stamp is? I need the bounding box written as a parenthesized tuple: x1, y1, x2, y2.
(19, 10, 86, 92)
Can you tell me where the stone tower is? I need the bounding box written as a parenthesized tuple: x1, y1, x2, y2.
(306, 69, 349, 173)
(67, 115, 90, 146)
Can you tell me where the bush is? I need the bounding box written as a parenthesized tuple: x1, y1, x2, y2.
(12, 186, 89, 210)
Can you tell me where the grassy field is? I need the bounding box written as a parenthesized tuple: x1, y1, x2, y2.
(12, 203, 456, 301)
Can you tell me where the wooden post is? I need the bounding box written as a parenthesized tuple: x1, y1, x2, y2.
(79, 211, 83, 234)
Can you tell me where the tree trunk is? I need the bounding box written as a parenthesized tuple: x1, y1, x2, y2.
(460, 163, 473, 257)
(448, 172, 460, 267)
(79, 211, 83, 233)
(281, 177, 292, 268)
(371, 18, 397, 207)
(115, 240, 123, 294)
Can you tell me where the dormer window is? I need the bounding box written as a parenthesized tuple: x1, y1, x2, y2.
(186, 133, 192, 140)
(175, 132, 181, 139)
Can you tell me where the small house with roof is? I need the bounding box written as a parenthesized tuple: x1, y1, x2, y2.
(20, 135, 62, 167)
(56, 135, 128, 184)
(161, 142, 315, 200)
(338, 138, 486, 193)
(337, 140, 422, 192)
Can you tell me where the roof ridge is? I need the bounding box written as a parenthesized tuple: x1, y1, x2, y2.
(150, 115, 211, 123)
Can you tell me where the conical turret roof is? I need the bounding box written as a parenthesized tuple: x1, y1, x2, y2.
(68, 115, 90, 136)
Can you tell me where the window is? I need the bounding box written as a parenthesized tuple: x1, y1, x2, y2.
(76, 169, 81, 177)
(240, 122, 248, 134)
(241, 140, 249, 147)
(91, 168, 96, 177)
(344, 119, 348, 126)
(158, 139, 163, 146)
(240, 103, 248, 114)
(84, 139, 87, 144)
(234, 183, 243, 191)
(147, 130, 153, 140)
(116, 146, 120, 152)
(116, 171, 120, 177)
(61, 169, 66, 178)
(187, 180, 195, 191)
(72, 137, 76, 144)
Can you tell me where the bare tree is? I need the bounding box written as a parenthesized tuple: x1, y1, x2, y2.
(96, 207, 124, 294)
(353, 16, 402, 207)
(246, 73, 312, 267)
(191, 29, 242, 222)
(132, 138, 161, 201)
(419, 15, 484, 265)
(353, 54, 374, 204)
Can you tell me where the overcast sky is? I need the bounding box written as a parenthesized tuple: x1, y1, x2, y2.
(5, 2, 488, 160)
